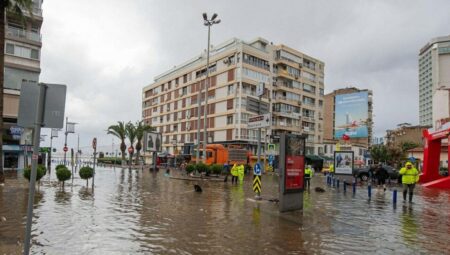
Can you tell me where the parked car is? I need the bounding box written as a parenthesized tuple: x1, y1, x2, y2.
(353, 165, 400, 182)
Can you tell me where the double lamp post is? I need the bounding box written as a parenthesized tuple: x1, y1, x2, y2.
(196, 12, 220, 163)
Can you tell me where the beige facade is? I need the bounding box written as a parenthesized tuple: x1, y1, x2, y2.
(3, 0, 43, 169)
(419, 35, 450, 126)
(385, 123, 430, 147)
(142, 37, 325, 156)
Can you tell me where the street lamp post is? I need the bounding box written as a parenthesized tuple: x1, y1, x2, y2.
(63, 117, 76, 165)
(197, 12, 220, 163)
(48, 129, 58, 169)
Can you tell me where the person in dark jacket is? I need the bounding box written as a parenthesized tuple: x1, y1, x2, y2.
(375, 164, 389, 191)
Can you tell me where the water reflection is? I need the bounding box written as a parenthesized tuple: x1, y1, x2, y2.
(1, 167, 450, 254)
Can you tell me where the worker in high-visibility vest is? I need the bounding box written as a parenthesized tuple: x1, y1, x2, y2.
(329, 164, 334, 177)
(238, 164, 245, 183)
(231, 164, 238, 184)
(304, 165, 313, 190)
(399, 162, 419, 203)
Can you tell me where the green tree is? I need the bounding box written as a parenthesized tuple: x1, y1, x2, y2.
(134, 121, 154, 164)
(387, 145, 406, 167)
(23, 165, 46, 191)
(369, 144, 388, 163)
(125, 122, 136, 165)
(107, 121, 127, 161)
(399, 141, 420, 153)
(56, 166, 71, 188)
(79, 166, 93, 187)
(0, 0, 34, 183)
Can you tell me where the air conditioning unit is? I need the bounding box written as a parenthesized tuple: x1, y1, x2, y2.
(298, 63, 303, 68)
(294, 75, 299, 80)
(223, 58, 230, 64)
(297, 101, 302, 105)
(187, 126, 191, 131)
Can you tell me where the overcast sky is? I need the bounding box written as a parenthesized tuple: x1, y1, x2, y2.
(39, 0, 450, 153)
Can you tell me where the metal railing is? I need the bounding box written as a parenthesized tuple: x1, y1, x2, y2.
(6, 27, 41, 42)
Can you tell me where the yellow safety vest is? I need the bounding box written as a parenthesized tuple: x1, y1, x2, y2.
(305, 168, 313, 178)
(231, 165, 238, 176)
(399, 167, 419, 184)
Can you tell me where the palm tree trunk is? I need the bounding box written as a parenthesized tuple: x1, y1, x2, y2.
(135, 150, 140, 165)
(120, 141, 126, 161)
(0, 4, 6, 183)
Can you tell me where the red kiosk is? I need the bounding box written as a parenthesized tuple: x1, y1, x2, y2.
(420, 121, 450, 189)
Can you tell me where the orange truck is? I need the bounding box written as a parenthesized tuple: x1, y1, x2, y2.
(191, 144, 250, 165)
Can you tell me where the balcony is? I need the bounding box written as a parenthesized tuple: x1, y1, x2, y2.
(6, 27, 41, 42)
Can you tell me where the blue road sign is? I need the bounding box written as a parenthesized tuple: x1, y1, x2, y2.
(254, 163, 261, 175)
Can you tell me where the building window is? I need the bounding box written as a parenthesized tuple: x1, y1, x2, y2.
(227, 84, 234, 95)
(227, 115, 233, 125)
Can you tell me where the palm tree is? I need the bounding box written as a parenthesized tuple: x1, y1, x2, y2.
(107, 121, 127, 161)
(134, 121, 154, 164)
(0, 0, 34, 183)
(125, 122, 136, 165)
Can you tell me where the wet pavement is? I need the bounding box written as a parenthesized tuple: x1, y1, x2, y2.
(1, 166, 450, 254)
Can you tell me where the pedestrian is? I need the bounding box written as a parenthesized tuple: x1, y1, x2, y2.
(368, 165, 375, 184)
(238, 164, 245, 184)
(223, 161, 231, 182)
(329, 163, 334, 177)
(231, 163, 238, 184)
(399, 162, 419, 203)
(375, 164, 389, 191)
(304, 165, 313, 190)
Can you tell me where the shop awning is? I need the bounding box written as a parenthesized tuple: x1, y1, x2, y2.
(306, 155, 323, 161)
(319, 155, 333, 161)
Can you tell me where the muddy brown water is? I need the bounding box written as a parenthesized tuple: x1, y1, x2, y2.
(1, 166, 450, 254)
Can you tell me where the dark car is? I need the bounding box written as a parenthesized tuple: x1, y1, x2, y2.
(353, 165, 400, 182)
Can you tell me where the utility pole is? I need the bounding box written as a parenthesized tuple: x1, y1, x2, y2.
(23, 84, 47, 255)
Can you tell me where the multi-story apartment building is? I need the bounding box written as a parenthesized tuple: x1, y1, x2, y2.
(3, 0, 43, 169)
(322, 87, 373, 162)
(142, 37, 325, 158)
(419, 35, 450, 126)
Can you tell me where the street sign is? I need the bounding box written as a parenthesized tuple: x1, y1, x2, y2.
(248, 113, 271, 129)
(254, 162, 261, 175)
(268, 154, 274, 165)
(92, 138, 97, 150)
(63, 146, 68, 152)
(18, 82, 67, 129)
(256, 82, 265, 97)
(253, 175, 261, 193)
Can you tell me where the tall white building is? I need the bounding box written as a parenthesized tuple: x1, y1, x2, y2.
(419, 35, 450, 126)
(142, 37, 325, 157)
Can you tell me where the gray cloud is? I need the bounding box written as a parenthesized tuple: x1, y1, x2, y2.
(38, 0, 450, 152)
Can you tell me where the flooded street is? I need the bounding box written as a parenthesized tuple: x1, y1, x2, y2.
(1, 166, 450, 254)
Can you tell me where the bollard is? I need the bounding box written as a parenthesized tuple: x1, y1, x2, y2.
(352, 182, 356, 194)
(393, 189, 397, 204)
(343, 181, 347, 193)
(337, 179, 340, 189)
(368, 185, 372, 200)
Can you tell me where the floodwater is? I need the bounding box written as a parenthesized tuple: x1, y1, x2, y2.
(1, 166, 450, 254)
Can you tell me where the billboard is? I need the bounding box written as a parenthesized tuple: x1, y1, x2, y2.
(334, 151, 354, 175)
(334, 91, 369, 139)
(283, 135, 306, 193)
(144, 132, 162, 152)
